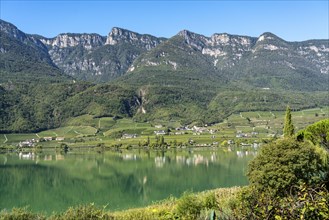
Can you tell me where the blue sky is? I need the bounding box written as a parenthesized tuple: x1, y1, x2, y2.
(1, 1, 328, 41)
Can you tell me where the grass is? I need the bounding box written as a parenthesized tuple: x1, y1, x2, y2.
(98, 117, 116, 131)
(38, 126, 97, 138)
(3, 133, 38, 143)
(64, 114, 98, 127)
(0, 134, 6, 143)
(110, 187, 241, 219)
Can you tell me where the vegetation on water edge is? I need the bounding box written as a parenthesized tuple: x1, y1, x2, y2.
(0, 187, 239, 220)
(1, 184, 328, 220)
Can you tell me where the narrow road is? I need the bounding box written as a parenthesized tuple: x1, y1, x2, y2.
(74, 130, 82, 135)
(3, 134, 8, 143)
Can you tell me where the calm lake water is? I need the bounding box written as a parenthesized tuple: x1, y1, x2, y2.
(0, 147, 255, 214)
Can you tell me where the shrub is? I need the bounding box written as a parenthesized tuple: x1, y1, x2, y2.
(175, 192, 202, 220)
(201, 192, 217, 210)
(0, 207, 45, 220)
(233, 183, 329, 220)
(49, 204, 111, 220)
(247, 138, 328, 197)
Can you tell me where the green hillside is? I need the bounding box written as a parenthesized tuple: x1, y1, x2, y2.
(0, 82, 138, 133)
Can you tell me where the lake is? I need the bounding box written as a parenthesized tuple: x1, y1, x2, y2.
(0, 147, 255, 214)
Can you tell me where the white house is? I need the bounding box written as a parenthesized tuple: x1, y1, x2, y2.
(154, 130, 166, 135)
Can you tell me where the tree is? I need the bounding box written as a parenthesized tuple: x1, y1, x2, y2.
(247, 138, 328, 197)
(283, 106, 294, 137)
(160, 136, 165, 147)
(146, 136, 150, 146)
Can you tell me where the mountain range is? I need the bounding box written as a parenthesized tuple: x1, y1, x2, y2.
(0, 19, 328, 132)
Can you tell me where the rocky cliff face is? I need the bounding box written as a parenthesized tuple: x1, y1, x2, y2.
(38, 34, 106, 80)
(36, 27, 165, 82)
(176, 30, 329, 75)
(40, 33, 105, 49)
(295, 40, 329, 74)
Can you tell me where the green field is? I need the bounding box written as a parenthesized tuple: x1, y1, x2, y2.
(38, 126, 97, 138)
(3, 134, 38, 144)
(1, 107, 327, 148)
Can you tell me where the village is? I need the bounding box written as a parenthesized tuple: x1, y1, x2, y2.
(14, 123, 263, 151)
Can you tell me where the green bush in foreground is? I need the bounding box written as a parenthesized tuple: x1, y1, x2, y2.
(175, 192, 202, 219)
(233, 183, 329, 220)
(232, 135, 329, 220)
(247, 138, 328, 197)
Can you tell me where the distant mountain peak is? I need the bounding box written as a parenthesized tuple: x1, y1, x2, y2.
(257, 32, 283, 42)
(0, 19, 27, 42)
(0, 19, 17, 31)
(106, 27, 138, 45)
(177, 29, 205, 39)
(177, 29, 192, 37)
(109, 27, 135, 36)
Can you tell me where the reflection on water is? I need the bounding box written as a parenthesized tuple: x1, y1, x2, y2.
(122, 154, 138, 161)
(0, 147, 255, 214)
(236, 150, 257, 158)
(17, 153, 66, 161)
(18, 152, 35, 160)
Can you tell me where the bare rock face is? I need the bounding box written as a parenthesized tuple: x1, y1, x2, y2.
(106, 27, 165, 50)
(40, 34, 105, 49)
(34, 27, 165, 82)
(296, 42, 329, 74)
